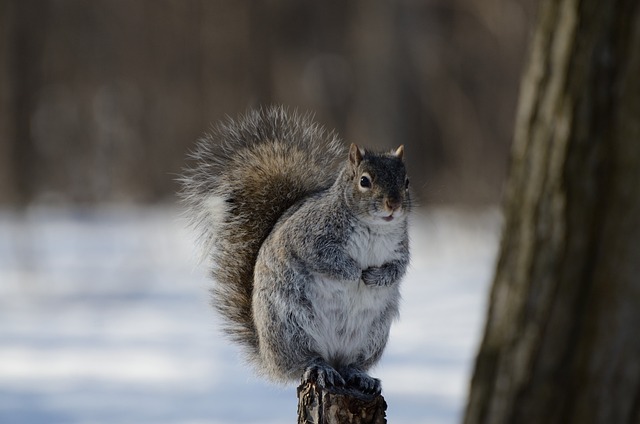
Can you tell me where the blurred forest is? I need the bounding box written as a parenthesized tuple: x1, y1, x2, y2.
(0, 0, 535, 206)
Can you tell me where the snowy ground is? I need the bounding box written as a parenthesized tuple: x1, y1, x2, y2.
(0, 206, 501, 424)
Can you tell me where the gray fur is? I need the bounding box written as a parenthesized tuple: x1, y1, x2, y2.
(179, 106, 411, 394)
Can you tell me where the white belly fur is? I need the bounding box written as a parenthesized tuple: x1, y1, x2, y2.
(306, 275, 398, 366)
(306, 221, 404, 366)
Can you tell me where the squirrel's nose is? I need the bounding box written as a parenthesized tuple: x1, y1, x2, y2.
(385, 197, 401, 211)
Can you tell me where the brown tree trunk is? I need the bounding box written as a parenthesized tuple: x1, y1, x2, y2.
(297, 381, 387, 424)
(463, 0, 640, 423)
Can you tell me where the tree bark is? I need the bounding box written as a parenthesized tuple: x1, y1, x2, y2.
(463, 0, 640, 423)
(297, 381, 387, 424)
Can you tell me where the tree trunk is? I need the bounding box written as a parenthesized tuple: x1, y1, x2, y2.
(297, 381, 387, 424)
(463, 0, 640, 423)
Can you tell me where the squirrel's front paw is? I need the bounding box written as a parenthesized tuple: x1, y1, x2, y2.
(362, 262, 402, 287)
(361, 266, 385, 286)
(303, 360, 346, 389)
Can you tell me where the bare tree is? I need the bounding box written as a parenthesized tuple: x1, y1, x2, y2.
(2, 0, 48, 205)
(464, 0, 640, 423)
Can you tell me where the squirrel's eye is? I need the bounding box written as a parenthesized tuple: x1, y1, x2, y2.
(360, 175, 371, 188)
(405, 177, 410, 189)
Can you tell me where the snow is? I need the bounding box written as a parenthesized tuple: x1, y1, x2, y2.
(0, 206, 501, 424)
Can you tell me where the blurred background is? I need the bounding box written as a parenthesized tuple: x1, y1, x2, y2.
(1, 0, 534, 206)
(0, 1, 535, 423)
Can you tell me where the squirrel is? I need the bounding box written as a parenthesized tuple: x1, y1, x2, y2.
(180, 106, 411, 395)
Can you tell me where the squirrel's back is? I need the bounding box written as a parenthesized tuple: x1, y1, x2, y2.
(180, 106, 344, 357)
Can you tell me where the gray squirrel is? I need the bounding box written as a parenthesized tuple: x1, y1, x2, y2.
(180, 106, 411, 395)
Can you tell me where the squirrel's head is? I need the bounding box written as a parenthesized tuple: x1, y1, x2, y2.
(346, 143, 410, 225)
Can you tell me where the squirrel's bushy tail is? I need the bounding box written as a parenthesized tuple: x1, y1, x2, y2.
(180, 106, 344, 358)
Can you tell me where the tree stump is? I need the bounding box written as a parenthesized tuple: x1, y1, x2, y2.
(297, 381, 387, 424)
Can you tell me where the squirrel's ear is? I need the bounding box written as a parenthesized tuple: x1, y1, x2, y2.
(349, 143, 363, 167)
(394, 145, 405, 160)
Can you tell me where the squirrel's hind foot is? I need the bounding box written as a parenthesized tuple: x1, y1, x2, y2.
(302, 359, 346, 389)
(340, 367, 382, 395)
(302, 360, 382, 395)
